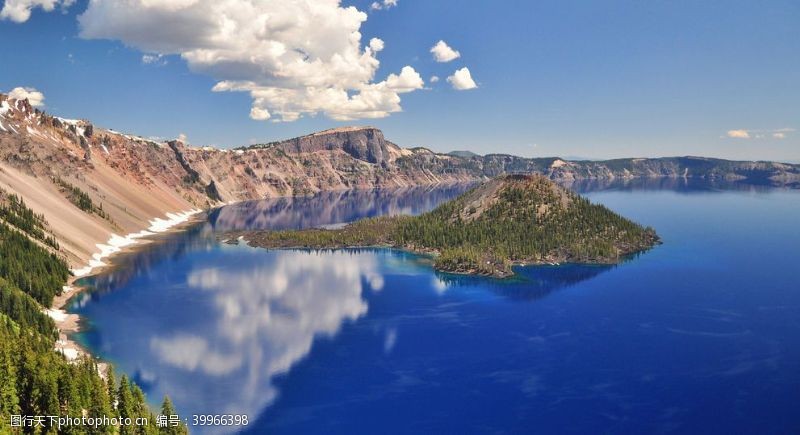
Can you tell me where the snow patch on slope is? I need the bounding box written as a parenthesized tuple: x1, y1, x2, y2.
(55, 339, 80, 361)
(71, 208, 202, 277)
(0, 101, 10, 132)
(55, 117, 80, 125)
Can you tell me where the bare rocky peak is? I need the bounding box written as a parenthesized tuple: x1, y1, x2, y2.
(274, 125, 392, 164)
(1, 93, 92, 135)
(0, 93, 36, 121)
(455, 174, 573, 222)
(309, 126, 377, 136)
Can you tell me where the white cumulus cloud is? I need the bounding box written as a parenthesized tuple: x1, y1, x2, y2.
(249, 107, 271, 121)
(447, 67, 477, 90)
(430, 40, 461, 63)
(8, 86, 45, 107)
(141, 53, 167, 65)
(370, 0, 397, 11)
(430, 75, 440, 83)
(74, 0, 422, 122)
(385, 66, 424, 92)
(726, 129, 751, 139)
(772, 128, 795, 139)
(369, 37, 385, 53)
(725, 128, 793, 140)
(0, 0, 74, 23)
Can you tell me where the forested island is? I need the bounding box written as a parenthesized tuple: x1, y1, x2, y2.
(229, 175, 660, 277)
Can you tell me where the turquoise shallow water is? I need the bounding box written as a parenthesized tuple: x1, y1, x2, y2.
(72, 182, 800, 434)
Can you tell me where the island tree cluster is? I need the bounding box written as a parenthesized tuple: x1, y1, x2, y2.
(232, 175, 659, 277)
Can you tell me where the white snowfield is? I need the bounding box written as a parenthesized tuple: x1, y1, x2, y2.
(71, 208, 202, 277)
(54, 117, 81, 125)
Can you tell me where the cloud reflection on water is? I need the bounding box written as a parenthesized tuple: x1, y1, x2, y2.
(148, 249, 383, 432)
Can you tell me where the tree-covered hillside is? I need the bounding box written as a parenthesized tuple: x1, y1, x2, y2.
(232, 175, 660, 277)
(0, 195, 185, 433)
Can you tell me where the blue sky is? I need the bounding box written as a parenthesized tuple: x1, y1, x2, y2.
(0, 0, 798, 161)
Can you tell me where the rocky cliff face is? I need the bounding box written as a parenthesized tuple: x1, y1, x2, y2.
(0, 92, 798, 268)
(266, 126, 393, 164)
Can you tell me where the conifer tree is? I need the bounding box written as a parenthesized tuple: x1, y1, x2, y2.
(106, 367, 118, 414)
(117, 375, 136, 435)
(159, 397, 188, 435)
(0, 326, 20, 431)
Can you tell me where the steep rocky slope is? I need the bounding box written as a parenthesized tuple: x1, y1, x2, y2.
(1, 92, 798, 270)
(0, 95, 201, 268)
(0, 93, 475, 269)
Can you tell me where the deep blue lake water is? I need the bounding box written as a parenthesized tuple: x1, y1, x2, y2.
(70, 181, 800, 434)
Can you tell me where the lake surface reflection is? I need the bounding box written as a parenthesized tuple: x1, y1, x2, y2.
(72, 181, 800, 434)
(72, 185, 473, 431)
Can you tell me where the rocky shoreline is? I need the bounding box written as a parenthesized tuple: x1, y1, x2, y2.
(223, 233, 660, 279)
(47, 211, 207, 365)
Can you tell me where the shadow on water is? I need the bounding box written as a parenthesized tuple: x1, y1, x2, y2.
(436, 263, 616, 301)
(433, 249, 662, 301)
